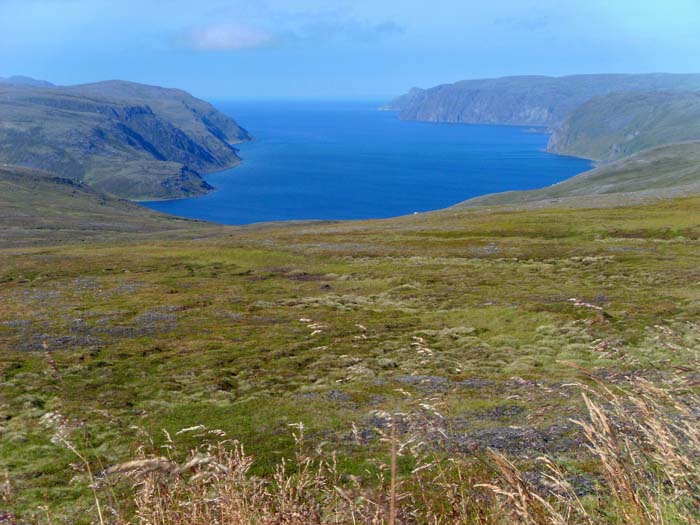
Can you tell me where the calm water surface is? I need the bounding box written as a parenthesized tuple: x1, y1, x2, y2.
(143, 100, 591, 224)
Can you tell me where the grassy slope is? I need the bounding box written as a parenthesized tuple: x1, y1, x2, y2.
(0, 165, 213, 247)
(463, 141, 700, 208)
(547, 91, 700, 162)
(3, 188, 700, 519)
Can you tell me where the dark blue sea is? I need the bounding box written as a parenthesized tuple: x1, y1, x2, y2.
(142, 100, 591, 224)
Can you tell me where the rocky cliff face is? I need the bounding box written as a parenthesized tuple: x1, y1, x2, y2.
(0, 80, 250, 200)
(389, 74, 700, 128)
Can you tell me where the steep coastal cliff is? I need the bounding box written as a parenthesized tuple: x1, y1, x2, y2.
(387, 74, 700, 127)
(0, 80, 250, 200)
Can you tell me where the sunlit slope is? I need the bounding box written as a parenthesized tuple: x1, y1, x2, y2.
(548, 91, 700, 162)
(463, 141, 700, 208)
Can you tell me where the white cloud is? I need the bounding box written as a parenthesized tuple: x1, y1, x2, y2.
(179, 23, 273, 51)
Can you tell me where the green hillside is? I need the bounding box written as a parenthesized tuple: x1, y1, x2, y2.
(547, 91, 700, 162)
(0, 164, 208, 246)
(463, 141, 700, 207)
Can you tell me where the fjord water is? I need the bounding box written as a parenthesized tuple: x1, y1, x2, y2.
(143, 100, 591, 224)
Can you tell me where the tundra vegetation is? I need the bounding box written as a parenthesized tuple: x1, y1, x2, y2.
(2, 187, 700, 522)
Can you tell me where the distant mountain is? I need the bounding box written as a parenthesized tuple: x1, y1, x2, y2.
(380, 87, 426, 111)
(461, 141, 700, 208)
(0, 75, 54, 87)
(547, 91, 700, 162)
(0, 80, 250, 200)
(387, 74, 700, 127)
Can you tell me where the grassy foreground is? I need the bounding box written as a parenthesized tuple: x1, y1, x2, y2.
(2, 196, 700, 521)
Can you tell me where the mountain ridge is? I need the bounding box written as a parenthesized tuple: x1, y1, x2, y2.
(0, 75, 54, 87)
(0, 79, 250, 200)
(387, 73, 700, 127)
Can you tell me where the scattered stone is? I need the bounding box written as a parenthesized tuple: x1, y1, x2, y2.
(470, 404, 525, 420)
(16, 334, 102, 352)
(347, 364, 374, 377)
(459, 422, 582, 456)
(396, 375, 449, 391)
(456, 378, 497, 390)
(377, 358, 398, 369)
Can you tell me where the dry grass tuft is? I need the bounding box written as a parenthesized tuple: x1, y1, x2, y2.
(483, 377, 700, 524)
(51, 376, 700, 524)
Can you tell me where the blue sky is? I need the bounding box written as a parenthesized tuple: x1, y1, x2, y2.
(1, 0, 699, 99)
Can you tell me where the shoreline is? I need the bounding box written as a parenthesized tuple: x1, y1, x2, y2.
(138, 115, 593, 225)
(132, 141, 252, 203)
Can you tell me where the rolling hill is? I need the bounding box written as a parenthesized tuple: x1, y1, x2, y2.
(547, 91, 700, 162)
(462, 141, 700, 207)
(0, 164, 209, 246)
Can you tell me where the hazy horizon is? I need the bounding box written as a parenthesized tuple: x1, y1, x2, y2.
(2, 0, 700, 99)
(7, 74, 700, 104)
